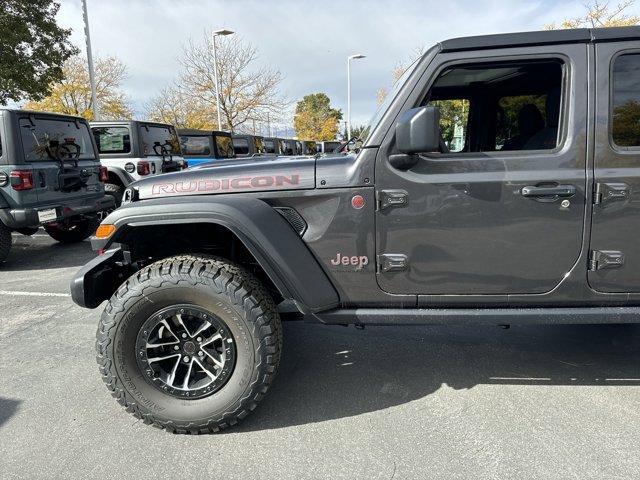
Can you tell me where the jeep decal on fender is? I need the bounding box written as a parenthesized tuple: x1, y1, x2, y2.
(151, 174, 301, 195)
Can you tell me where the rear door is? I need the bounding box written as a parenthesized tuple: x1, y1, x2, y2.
(18, 115, 101, 207)
(375, 44, 588, 295)
(589, 42, 640, 292)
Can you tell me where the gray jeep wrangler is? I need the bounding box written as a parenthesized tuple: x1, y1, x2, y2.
(90, 120, 186, 207)
(72, 27, 640, 433)
(0, 109, 114, 263)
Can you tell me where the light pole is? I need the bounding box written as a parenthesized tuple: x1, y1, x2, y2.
(212, 29, 234, 130)
(82, 0, 99, 120)
(347, 53, 365, 140)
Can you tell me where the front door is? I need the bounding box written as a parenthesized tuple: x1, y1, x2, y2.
(589, 42, 640, 292)
(376, 44, 588, 295)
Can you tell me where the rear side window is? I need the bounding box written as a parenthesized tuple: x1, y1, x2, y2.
(180, 135, 210, 156)
(254, 138, 264, 153)
(611, 53, 640, 147)
(93, 126, 131, 154)
(264, 140, 276, 153)
(233, 138, 249, 155)
(19, 118, 96, 161)
(215, 135, 234, 158)
(140, 124, 181, 156)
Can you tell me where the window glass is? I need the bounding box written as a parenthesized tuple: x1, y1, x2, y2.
(140, 124, 181, 156)
(214, 135, 235, 158)
(19, 117, 96, 161)
(93, 126, 131, 154)
(254, 138, 265, 153)
(179, 135, 210, 156)
(264, 140, 276, 153)
(612, 53, 640, 147)
(233, 138, 249, 155)
(425, 60, 563, 153)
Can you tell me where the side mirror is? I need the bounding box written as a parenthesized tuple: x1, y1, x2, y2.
(395, 106, 440, 154)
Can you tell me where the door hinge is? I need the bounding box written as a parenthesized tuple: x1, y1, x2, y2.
(593, 183, 629, 206)
(377, 189, 408, 211)
(377, 254, 408, 273)
(588, 250, 625, 271)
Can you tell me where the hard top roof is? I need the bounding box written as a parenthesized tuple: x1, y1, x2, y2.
(89, 120, 174, 128)
(178, 128, 231, 136)
(440, 26, 640, 53)
(1, 108, 88, 121)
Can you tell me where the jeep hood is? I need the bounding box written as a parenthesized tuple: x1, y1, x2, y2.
(131, 155, 317, 199)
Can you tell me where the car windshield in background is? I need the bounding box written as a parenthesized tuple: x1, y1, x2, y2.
(180, 135, 211, 156)
(140, 124, 181, 156)
(215, 135, 235, 158)
(19, 117, 96, 161)
(93, 126, 131, 154)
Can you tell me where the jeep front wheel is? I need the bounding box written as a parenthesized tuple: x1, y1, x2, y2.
(96, 255, 282, 433)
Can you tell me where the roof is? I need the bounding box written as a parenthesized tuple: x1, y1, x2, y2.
(440, 26, 640, 53)
(0, 108, 87, 121)
(177, 128, 231, 136)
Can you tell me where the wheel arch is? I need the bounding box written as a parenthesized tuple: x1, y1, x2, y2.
(82, 196, 340, 314)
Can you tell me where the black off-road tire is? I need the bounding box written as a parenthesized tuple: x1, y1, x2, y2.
(95, 255, 282, 434)
(44, 217, 99, 243)
(0, 222, 11, 263)
(104, 183, 124, 208)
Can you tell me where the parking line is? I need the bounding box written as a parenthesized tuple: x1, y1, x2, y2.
(0, 290, 70, 297)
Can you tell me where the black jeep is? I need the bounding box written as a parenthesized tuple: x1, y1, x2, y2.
(72, 27, 640, 433)
(0, 109, 113, 262)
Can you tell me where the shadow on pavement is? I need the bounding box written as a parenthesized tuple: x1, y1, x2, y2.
(2, 234, 95, 271)
(0, 397, 21, 428)
(236, 322, 640, 432)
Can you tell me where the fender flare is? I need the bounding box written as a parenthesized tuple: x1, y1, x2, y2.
(105, 166, 133, 186)
(91, 195, 340, 314)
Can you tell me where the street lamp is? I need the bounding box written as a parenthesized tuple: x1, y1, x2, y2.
(82, 0, 99, 120)
(212, 29, 234, 130)
(347, 53, 366, 140)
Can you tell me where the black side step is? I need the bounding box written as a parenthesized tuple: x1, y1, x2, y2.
(313, 307, 640, 326)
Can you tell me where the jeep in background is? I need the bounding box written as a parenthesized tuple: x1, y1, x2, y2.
(72, 27, 640, 433)
(91, 121, 187, 206)
(263, 137, 282, 155)
(232, 134, 266, 158)
(0, 109, 114, 262)
(300, 140, 317, 155)
(280, 138, 302, 155)
(316, 140, 341, 155)
(178, 129, 235, 168)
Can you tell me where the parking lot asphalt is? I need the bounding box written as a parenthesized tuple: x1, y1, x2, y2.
(1, 232, 640, 479)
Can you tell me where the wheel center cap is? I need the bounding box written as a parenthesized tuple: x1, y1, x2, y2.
(183, 341, 196, 355)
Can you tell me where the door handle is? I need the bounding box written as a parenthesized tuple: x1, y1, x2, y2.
(521, 184, 576, 198)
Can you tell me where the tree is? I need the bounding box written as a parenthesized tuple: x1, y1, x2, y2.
(0, 0, 78, 104)
(546, 0, 639, 29)
(148, 32, 289, 132)
(24, 54, 132, 120)
(293, 93, 342, 140)
(145, 86, 214, 130)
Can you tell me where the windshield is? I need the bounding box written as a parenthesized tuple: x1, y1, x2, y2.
(140, 124, 181, 157)
(19, 117, 96, 161)
(214, 135, 235, 158)
(365, 58, 420, 140)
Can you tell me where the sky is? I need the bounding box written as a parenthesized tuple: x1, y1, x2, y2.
(55, 0, 635, 133)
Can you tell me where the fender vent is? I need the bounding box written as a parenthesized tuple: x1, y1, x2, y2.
(274, 207, 307, 236)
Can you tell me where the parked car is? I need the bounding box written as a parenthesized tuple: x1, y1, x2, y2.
(90, 120, 186, 206)
(0, 109, 114, 262)
(71, 26, 640, 433)
(316, 141, 342, 154)
(232, 134, 265, 158)
(178, 129, 235, 168)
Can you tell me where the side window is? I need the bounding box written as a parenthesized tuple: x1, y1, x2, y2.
(425, 59, 563, 153)
(179, 135, 210, 156)
(611, 53, 640, 148)
(233, 138, 249, 155)
(93, 127, 131, 154)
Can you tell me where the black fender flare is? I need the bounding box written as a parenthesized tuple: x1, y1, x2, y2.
(77, 195, 340, 314)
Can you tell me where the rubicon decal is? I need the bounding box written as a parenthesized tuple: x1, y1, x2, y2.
(330, 253, 369, 269)
(151, 174, 301, 195)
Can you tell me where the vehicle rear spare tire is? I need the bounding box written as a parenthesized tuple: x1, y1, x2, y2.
(0, 222, 12, 263)
(44, 217, 99, 243)
(104, 183, 123, 208)
(95, 254, 282, 433)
